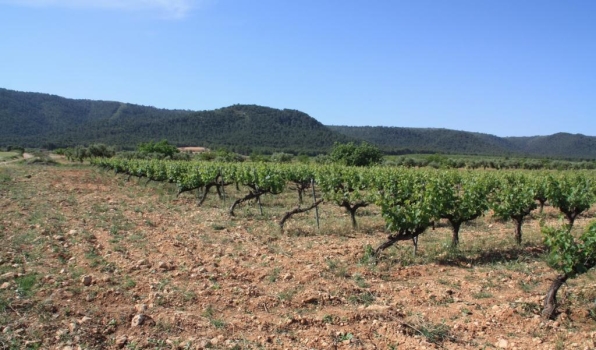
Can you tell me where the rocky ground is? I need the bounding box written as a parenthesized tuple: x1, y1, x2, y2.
(0, 163, 595, 349)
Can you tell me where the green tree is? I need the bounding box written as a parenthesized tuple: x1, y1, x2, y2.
(330, 142, 382, 167)
(88, 143, 115, 158)
(138, 139, 179, 158)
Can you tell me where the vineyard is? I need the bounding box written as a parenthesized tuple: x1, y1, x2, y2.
(92, 158, 596, 248)
(1, 159, 595, 349)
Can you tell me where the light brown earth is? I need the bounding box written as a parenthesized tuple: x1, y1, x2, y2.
(0, 152, 34, 165)
(0, 164, 595, 349)
(179, 147, 208, 153)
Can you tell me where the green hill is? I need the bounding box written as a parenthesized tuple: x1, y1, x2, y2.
(328, 126, 596, 159)
(327, 126, 518, 156)
(0, 88, 349, 154)
(2, 88, 594, 159)
(504, 133, 596, 159)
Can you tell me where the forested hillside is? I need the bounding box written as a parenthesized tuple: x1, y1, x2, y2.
(2, 88, 595, 158)
(0, 88, 193, 149)
(505, 133, 596, 159)
(0, 88, 349, 154)
(327, 126, 516, 156)
(329, 126, 596, 159)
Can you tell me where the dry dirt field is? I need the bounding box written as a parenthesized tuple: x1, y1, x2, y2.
(1, 163, 595, 349)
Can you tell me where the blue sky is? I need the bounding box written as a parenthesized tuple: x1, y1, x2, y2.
(1, 0, 594, 137)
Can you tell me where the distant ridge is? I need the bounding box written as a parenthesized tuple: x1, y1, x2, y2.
(1, 87, 594, 158)
(328, 125, 596, 159)
(327, 126, 515, 156)
(0, 88, 349, 154)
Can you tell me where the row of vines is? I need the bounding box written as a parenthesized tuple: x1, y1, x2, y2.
(91, 158, 596, 242)
(91, 158, 596, 319)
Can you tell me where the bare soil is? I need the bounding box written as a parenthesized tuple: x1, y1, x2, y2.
(0, 164, 595, 349)
(179, 147, 208, 153)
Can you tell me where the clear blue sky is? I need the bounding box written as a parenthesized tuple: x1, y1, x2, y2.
(1, 0, 594, 137)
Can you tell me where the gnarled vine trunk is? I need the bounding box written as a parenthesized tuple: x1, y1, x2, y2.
(563, 209, 579, 228)
(374, 226, 428, 258)
(449, 221, 462, 248)
(279, 199, 323, 231)
(513, 216, 523, 245)
(340, 200, 368, 229)
(541, 274, 568, 320)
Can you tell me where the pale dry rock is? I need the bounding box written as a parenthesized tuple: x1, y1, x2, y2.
(0, 272, 15, 281)
(497, 338, 508, 348)
(135, 304, 148, 313)
(116, 335, 128, 348)
(78, 316, 92, 324)
(131, 314, 155, 327)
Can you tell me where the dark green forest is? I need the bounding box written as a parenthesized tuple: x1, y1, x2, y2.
(328, 126, 596, 160)
(0, 88, 350, 154)
(1, 88, 595, 158)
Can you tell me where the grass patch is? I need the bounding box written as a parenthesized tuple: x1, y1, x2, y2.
(0, 151, 19, 161)
(404, 314, 453, 345)
(15, 273, 38, 297)
(202, 305, 226, 328)
(277, 288, 298, 301)
(348, 291, 375, 306)
(210, 318, 226, 329)
(472, 291, 493, 299)
(268, 267, 281, 283)
(353, 274, 369, 288)
(326, 259, 349, 278)
(123, 277, 137, 289)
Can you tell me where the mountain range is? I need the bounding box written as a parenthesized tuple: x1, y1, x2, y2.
(1, 88, 594, 159)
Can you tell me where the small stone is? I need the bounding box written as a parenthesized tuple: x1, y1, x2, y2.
(131, 314, 155, 327)
(365, 304, 390, 312)
(197, 339, 212, 348)
(0, 272, 15, 281)
(116, 335, 128, 348)
(81, 275, 92, 286)
(157, 261, 168, 270)
(68, 229, 78, 236)
(496, 338, 508, 348)
(0, 282, 10, 289)
(78, 316, 92, 324)
(135, 304, 148, 313)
